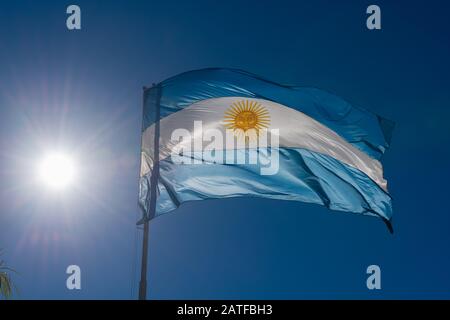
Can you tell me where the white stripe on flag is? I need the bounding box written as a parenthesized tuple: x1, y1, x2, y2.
(140, 97, 387, 191)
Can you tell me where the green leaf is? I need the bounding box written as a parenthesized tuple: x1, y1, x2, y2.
(0, 250, 16, 299)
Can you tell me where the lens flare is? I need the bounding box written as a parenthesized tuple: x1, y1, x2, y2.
(38, 153, 76, 189)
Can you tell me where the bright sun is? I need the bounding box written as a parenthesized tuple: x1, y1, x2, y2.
(38, 153, 76, 190)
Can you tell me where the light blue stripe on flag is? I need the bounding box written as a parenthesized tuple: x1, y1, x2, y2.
(139, 148, 392, 221)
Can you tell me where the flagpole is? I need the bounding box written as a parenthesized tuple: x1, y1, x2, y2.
(138, 84, 161, 300)
(138, 219, 150, 300)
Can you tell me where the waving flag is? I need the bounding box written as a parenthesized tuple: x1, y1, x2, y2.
(138, 69, 394, 230)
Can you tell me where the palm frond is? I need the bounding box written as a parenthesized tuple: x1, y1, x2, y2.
(0, 272, 13, 299)
(0, 249, 16, 299)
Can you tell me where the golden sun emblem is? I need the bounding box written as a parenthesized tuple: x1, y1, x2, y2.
(223, 100, 270, 136)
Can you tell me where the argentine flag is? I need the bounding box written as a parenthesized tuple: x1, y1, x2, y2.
(138, 69, 394, 230)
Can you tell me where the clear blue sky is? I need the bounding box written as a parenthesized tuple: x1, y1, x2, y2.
(0, 0, 449, 299)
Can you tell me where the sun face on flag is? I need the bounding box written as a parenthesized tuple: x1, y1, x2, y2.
(223, 100, 270, 136)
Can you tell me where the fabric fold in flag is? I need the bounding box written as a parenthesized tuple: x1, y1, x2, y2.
(138, 68, 394, 228)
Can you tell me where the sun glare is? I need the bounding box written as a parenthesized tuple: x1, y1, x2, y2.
(38, 153, 76, 190)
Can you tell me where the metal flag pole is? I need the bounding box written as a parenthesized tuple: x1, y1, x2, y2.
(138, 219, 150, 300)
(138, 84, 161, 300)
